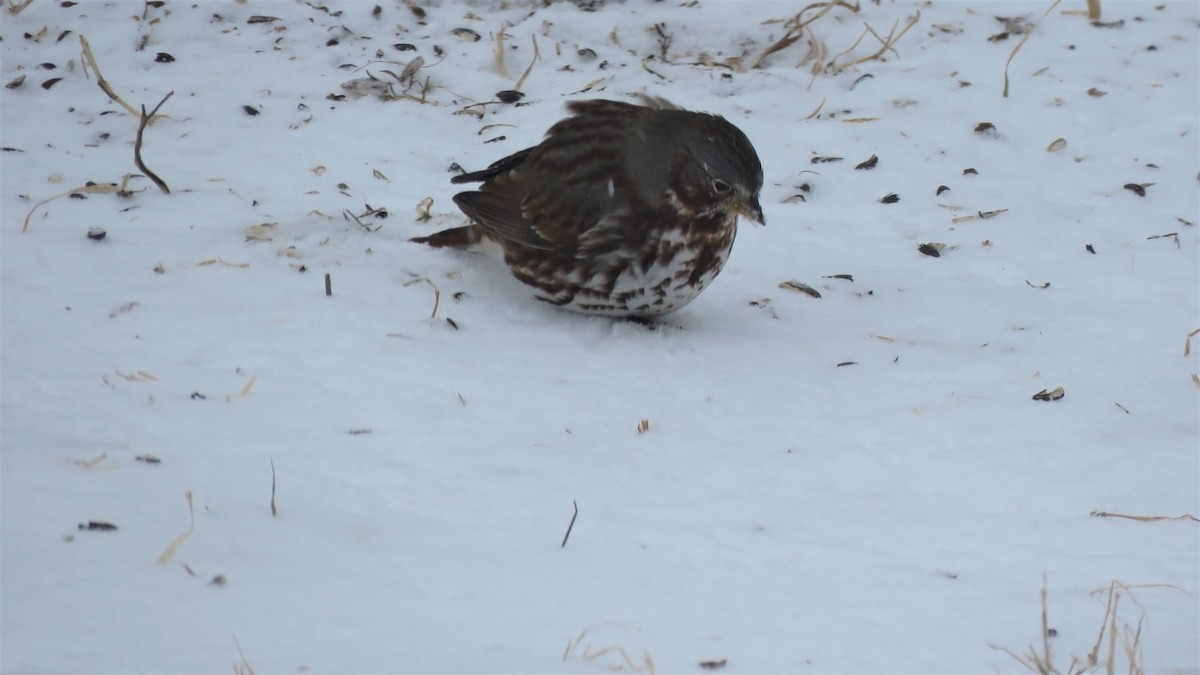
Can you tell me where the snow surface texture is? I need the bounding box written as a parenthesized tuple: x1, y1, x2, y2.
(2, 1, 1198, 673)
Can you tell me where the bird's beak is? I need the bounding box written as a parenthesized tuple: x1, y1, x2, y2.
(737, 196, 765, 226)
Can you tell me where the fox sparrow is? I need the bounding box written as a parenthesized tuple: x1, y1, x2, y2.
(412, 97, 764, 317)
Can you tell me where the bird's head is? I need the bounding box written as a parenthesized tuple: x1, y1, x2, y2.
(675, 114, 765, 225)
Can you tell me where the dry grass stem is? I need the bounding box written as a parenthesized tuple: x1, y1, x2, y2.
(22, 182, 121, 233)
(736, 0, 859, 72)
(1184, 327, 1200, 357)
(239, 374, 257, 397)
(1090, 510, 1199, 522)
(832, 12, 920, 71)
(513, 34, 540, 92)
(6, 0, 36, 16)
(494, 22, 507, 75)
(1004, 0, 1063, 97)
(232, 633, 256, 675)
(951, 208, 1009, 224)
(79, 36, 142, 117)
(403, 277, 441, 318)
(563, 626, 655, 674)
(156, 491, 195, 564)
(269, 459, 277, 517)
(1086, 0, 1101, 20)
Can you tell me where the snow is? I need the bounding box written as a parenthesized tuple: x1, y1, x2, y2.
(2, 0, 1198, 672)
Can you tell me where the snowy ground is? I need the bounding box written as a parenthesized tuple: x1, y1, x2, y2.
(2, 0, 1198, 673)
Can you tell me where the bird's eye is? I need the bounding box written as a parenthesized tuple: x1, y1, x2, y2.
(712, 179, 732, 194)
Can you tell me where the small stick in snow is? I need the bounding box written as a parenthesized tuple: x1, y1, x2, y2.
(561, 500, 579, 548)
(270, 459, 277, 517)
(324, 272, 332, 296)
(1185, 328, 1200, 357)
(135, 91, 174, 194)
(1090, 510, 1199, 522)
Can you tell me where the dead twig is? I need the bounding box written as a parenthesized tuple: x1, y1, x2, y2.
(561, 500, 579, 548)
(136, 91, 173, 194)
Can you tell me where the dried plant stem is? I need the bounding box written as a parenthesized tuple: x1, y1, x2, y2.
(79, 35, 141, 117)
(136, 91, 174, 194)
(156, 491, 195, 564)
(1091, 510, 1199, 522)
(403, 277, 441, 318)
(833, 11, 920, 70)
(7, 0, 36, 16)
(22, 183, 120, 233)
(512, 34, 540, 92)
(738, 0, 859, 72)
(1087, 0, 1101, 20)
(1003, 0, 1063, 98)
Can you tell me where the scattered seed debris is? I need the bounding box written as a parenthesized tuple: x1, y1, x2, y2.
(87, 227, 107, 241)
(209, 574, 227, 587)
(79, 521, 118, 531)
(1025, 280, 1050, 289)
(700, 659, 728, 670)
(242, 105, 260, 116)
(836, 361, 858, 367)
(1123, 183, 1147, 197)
(348, 429, 372, 435)
(637, 419, 650, 433)
(1087, 87, 1107, 97)
(450, 27, 481, 41)
(190, 392, 207, 400)
(855, 154, 878, 170)
(247, 15, 280, 24)
(918, 242, 944, 257)
(6, 75, 25, 89)
(936, 185, 950, 195)
(1032, 387, 1065, 401)
(496, 90, 524, 103)
(963, 167, 978, 175)
(1046, 138, 1066, 152)
(822, 274, 854, 282)
(779, 280, 821, 298)
(135, 454, 162, 464)
(811, 156, 843, 164)
(154, 52, 175, 63)
(974, 122, 997, 135)
(880, 192, 900, 204)
(1085, 244, 1096, 254)
(41, 77, 63, 90)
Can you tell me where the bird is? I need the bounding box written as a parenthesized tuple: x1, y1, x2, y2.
(411, 97, 764, 318)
